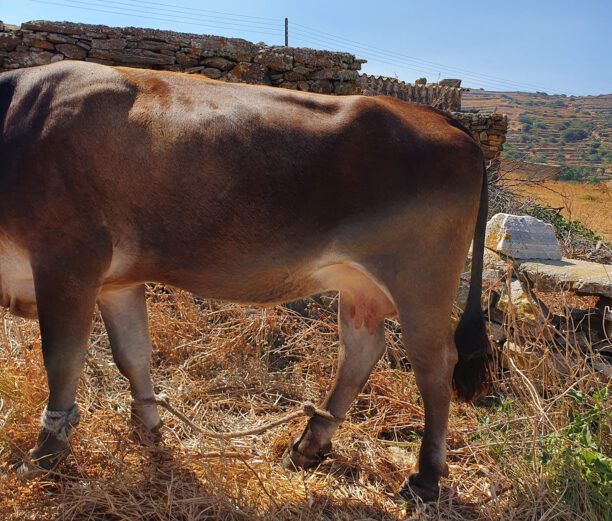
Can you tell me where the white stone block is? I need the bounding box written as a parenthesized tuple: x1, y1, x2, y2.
(485, 213, 562, 260)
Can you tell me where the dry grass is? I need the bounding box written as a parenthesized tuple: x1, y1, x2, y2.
(0, 283, 610, 521)
(509, 179, 612, 242)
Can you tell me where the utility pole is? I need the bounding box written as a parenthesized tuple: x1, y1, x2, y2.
(285, 17, 288, 46)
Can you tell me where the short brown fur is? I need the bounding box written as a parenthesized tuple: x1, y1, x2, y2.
(0, 61, 490, 502)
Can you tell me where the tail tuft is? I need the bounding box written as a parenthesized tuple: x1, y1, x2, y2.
(453, 317, 492, 402)
(452, 158, 493, 402)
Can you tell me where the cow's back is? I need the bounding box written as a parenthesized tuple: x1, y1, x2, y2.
(0, 61, 481, 307)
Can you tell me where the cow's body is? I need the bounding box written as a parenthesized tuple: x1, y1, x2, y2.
(0, 61, 490, 502)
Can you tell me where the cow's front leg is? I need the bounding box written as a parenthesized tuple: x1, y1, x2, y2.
(21, 258, 103, 473)
(282, 292, 386, 469)
(98, 285, 161, 443)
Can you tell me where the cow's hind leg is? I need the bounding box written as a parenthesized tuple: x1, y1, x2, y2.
(282, 288, 387, 469)
(23, 250, 108, 472)
(398, 316, 456, 502)
(97, 285, 162, 442)
(386, 268, 462, 503)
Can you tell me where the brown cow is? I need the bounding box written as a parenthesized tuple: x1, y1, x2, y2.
(0, 61, 490, 502)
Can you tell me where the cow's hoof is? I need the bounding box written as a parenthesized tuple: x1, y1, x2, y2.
(14, 404, 80, 476)
(398, 473, 440, 503)
(13, 438, 70, 476)
(131, 419, 164, 446)
(281, 436, 331, 470)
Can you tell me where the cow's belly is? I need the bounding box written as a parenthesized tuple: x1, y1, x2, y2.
(0, 238, 36, 319)
(0, 239, 137, 320)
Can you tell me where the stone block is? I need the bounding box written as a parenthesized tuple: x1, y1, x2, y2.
(334, 81, 358, 95)
(200, 67, 222, 79)
(0, 32, 21, 51)
(138, 39, 179, 51)
(485, 213, 562, 260)
(91, 38, 126, 50)
(255, 47, 293, 72)
(497, 279, 542, 328)
(85, 57, 114, 65)
(202, 56, 235, 71)
(47, 33, 77, 44)
(190, 36, 257, 61)
(22, 33, 55, 50)
(226, 62, 268, 84)
(519, 258, 612, 298)
(309, 79, 333, 94)
(21, 20, 86, 34)
(89, 48, 175, 65)
(175, 51, 198, 67)
(293, 48, 354, 68)
(56, 43, 87, 60)
(310, 67, 358, 81)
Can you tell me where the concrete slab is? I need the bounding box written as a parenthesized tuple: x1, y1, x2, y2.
(519, 258, 612, 298)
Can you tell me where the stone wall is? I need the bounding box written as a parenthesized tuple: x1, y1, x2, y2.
(0, 20, 506, 158)
(358, 74, 462, 112)
(0, 20, 364, 95)
(454, 112, 508, 161)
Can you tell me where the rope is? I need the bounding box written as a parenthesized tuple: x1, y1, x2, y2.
(133, 395, 343, 439)
(40, 404, 81, 444)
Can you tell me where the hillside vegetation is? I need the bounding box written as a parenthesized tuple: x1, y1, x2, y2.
(462, 91, 612, 182)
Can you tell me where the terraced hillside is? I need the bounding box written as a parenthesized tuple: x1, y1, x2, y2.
(462, 91, 612, 182)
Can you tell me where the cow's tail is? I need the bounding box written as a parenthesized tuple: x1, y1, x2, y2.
(452, 160, 492, 402)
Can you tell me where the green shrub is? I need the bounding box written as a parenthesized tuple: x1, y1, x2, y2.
(530, 204, 603, 242)
(541, 388, 611, 521)
(562, 128, 589, 142)
(557, 165, 602, 183)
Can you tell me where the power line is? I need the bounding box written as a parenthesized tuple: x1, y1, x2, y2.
(290, 26, 550, 92)
(29, 0, 284, 39)
(291, 22, 553, 93)
(29, 0, 552, 92)
(121, 0, 279, 22)
(75, 0, 282, 29)
(50, 0, 284, 33)
(289, 30, 531, 92)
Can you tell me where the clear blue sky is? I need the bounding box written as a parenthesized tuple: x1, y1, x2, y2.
(2, 0, 611, 95)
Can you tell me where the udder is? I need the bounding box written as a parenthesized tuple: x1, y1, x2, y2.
(0, 238, 37, 319)
(313, 260, 397, 332)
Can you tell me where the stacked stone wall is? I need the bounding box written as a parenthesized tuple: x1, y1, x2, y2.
(0, 20, 364, 94)
(0, 20, 506, 158)
(454, 112, 508, 161)
(358, 74, 462, 111)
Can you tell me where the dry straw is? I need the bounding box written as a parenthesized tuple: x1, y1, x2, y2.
(0, 276, 610, 520)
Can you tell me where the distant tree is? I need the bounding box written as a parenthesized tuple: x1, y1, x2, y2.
(558, 165, 601, 183)
(562, 128, 589, 142)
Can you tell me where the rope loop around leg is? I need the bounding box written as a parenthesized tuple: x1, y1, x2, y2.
(131, 395, 344, 439)
(40, 404, 80, 444)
